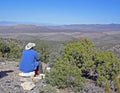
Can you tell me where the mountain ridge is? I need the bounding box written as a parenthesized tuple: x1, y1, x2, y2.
(0, 24, 120, 33)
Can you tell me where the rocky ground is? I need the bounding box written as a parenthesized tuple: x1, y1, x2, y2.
(0, 61, 45, 93)
(0, 61, 109, 93)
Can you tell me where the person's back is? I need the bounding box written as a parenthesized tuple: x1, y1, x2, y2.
(19, 49, 40, 73)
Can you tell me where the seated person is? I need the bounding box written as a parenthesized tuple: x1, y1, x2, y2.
(19, 42, 42, 76)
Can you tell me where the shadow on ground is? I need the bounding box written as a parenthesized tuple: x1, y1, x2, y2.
(0, 70, 14, 78)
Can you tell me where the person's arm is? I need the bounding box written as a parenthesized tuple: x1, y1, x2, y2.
(34, 51, 40, 61)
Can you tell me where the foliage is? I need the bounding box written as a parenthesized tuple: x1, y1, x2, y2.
(0, 39, 21, 60)
(62, 38, 95, 73)
(34, 40, 65, 63)
(45, 57, 85, 92)
(35, 42, 50, 63)
(94, 51, 120, 86)
(114, 75, 120, 93)
(46, 38, 120, 92)
(105, 80, 111, 93)
(39, 84, 57, 93)
(8, 43, 21, 60)
(0, 39, 10, 58)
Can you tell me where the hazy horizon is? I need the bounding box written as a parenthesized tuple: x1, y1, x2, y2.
(0, 20, 120, 26)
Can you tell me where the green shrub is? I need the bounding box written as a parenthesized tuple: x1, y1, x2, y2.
(45, 57, 85, 92)
(46, 38, 120, 92)
(39, 84, 57, 93)
(114, 75, 120, 93)
(94, 51, 120, 86)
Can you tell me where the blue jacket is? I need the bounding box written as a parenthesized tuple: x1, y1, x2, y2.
(19, 49, 40, 73)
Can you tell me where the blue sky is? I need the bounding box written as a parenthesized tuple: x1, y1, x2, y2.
(0, 0, 120, 25)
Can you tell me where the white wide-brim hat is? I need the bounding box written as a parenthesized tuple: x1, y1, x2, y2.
(25, 42, 36, 50)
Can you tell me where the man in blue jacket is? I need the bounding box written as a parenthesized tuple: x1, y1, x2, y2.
(19, 42, 42, 76)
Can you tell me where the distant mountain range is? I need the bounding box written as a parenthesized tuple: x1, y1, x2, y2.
(0, 21, 19, 26)
(0, 21, 120, 33)
(0, 21, 55, 26)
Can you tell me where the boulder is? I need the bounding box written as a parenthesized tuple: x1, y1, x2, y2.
(21, 82, 35, 90)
